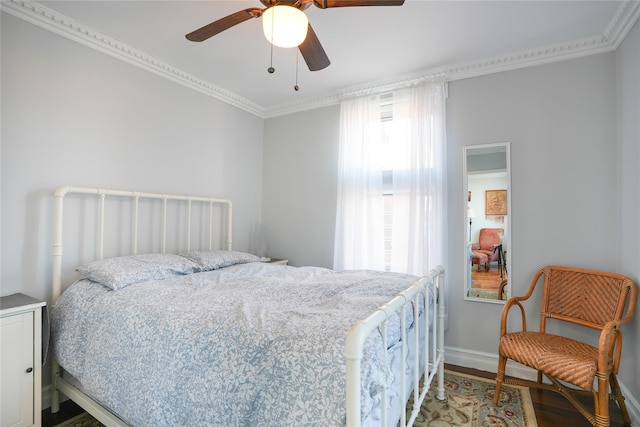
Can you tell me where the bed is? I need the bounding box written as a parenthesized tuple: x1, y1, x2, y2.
(49, 185, 446, 427)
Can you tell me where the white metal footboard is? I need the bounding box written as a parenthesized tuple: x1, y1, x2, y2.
(344, 266, 445, 427)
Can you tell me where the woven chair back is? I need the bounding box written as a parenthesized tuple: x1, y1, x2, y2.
(541, 266, 633, 331)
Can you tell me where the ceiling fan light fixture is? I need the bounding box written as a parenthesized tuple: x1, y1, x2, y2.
(262, 5, 309, 48)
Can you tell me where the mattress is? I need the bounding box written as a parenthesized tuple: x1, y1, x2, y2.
(52, 262, 428, 427)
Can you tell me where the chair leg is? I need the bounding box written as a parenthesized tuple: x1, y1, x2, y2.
(494, 354, 507, 405)
(609, 373, 632, 427)
(594, 372, 610, 427)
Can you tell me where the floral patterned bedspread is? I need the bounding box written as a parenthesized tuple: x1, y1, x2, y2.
(52, 263, 424, 427)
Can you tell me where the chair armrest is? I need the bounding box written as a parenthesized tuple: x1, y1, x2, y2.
(598, 281, 637, 373)
(499, 297, 528, 336)
(498, 268, 547, 336)
(497, 279, 508, 300)
(598, 320, 624, 373)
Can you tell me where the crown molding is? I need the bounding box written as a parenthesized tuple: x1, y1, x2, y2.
(263, 32, 613, 118)
(264, 73, 450, 118)
(3, 0, 638, 119)
(604, 0, 640, 48)
(0, 0, 267, 118)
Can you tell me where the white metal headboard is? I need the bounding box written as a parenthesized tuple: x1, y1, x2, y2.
(51, 185, 233, 301)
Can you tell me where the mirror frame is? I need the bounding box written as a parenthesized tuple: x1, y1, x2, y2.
(463, 142, 511, 304)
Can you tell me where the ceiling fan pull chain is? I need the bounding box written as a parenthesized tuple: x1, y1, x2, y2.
(268, 43, 275, 74)
(267, 8, 275, 74)
(294, 50, 300, 91)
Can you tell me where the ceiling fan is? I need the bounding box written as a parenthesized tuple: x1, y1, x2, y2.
(185, 0, 405, 72)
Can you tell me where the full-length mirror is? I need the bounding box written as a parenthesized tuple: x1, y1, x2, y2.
(464, 142, 511, 303)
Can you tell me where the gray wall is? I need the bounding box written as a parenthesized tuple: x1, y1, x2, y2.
(262, 107, 340, 267)
(447, 52, 618, 351)
(616, 18, 640, 407)
(1, 12, 265, 304)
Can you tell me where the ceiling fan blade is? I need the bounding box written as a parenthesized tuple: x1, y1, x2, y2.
(186, 8, 263, 42)
(313, 0, 404, 8)
(298, 24, 330, 71)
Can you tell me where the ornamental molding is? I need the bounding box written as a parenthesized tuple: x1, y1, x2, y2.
(263, 32, 614, 118)
(3, 0, 639, 119)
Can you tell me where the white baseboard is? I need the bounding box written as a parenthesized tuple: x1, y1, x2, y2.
(42, 347, 640, 426)
(444, 345, 538, 380)
(619, 380, 640, 426)
(443, 345, 640, 426)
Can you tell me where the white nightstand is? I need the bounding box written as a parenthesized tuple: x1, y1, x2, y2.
(1, 294, 46, 427)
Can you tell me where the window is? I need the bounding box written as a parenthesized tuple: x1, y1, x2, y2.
(334, 83, 447, 276)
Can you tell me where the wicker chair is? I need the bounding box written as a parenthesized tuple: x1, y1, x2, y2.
(494, 266, 637, 427)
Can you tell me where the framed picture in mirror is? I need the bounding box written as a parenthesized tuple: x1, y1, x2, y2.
(486, 190, 507, 215)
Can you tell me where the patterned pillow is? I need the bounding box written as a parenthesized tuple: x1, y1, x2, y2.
(76, 253, 200, 290)
(180, 250, 261, 271)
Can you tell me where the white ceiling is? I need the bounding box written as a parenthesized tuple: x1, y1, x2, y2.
(5, 1, 639, 116)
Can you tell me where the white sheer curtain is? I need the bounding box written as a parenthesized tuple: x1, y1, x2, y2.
(333, 83, 447, 276)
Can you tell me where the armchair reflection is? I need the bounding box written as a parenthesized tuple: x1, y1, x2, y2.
(471, 228, 503, 272)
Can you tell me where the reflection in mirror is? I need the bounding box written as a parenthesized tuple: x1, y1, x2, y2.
(464, 143, 511, 303)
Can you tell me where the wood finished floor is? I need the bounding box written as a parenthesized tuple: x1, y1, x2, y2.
(42, 364, 628, 427)
(42, 399, 86, 427)
(470, 264, 504, 291)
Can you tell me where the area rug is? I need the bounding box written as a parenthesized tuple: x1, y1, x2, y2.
(54, 412, 104, 427)
(411, 370, 538, 427)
